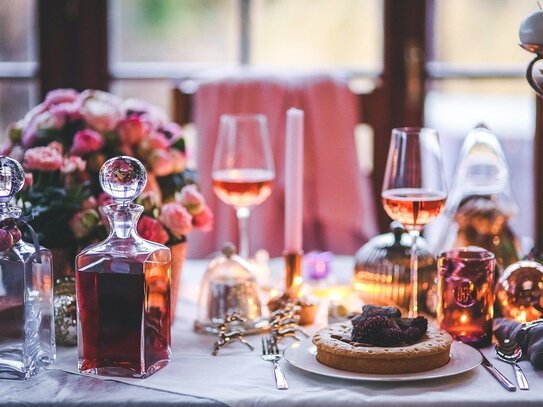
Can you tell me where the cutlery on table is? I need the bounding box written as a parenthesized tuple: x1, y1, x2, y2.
(495, 339, 529, 390)
(475, 348, 516, 391)
(261, 337, 288, 390)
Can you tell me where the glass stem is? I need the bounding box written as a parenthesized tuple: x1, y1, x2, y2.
(408, 229, 421, 317)
(236, 207, 251, 258)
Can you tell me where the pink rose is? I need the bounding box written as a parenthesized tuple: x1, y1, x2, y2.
(80, 90, 123, 132)
(148, 149, 174, 177)
(71, 129, 104, 155)
(69, 209, 100, 239)
(97, 192, 114, 207)
(61, 155, 86, 174)
(24, 146, 63, 171)
(140, 133, 170, 153)
(137, 216, 169, 245)
(117, 116, 152, 145)
(44, 88, 79, 107)
(159, 202, 193, 237)
(192, 206, 214, 232)
(48, 141, 63, 155)
(178, 184, 206, 215)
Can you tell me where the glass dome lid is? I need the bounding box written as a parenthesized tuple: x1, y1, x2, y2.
(194, 243, 267, 334)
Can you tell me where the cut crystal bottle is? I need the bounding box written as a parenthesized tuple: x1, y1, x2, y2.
(76, 156, 171, 378)
(0, 156, 55, 379)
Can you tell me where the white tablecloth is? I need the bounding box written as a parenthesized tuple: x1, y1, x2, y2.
(3, 257, 543, 406)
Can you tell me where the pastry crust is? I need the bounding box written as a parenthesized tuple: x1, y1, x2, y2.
(312, 322, 453, 374)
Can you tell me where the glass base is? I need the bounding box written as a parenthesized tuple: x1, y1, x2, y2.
(0, 347, 55, 380)
(78, 358, 170, 379)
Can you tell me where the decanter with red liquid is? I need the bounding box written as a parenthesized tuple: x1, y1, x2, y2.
(76, 156, 171, 378)
(0, 156, 55, 379)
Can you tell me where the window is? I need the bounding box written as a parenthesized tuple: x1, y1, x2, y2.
(109, 0, 384, 113)
(0, 0, 38, 133)
(425, 0, 536, 241)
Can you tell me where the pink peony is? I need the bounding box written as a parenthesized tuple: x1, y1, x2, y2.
(71, 129, 104, 155)
(50, 100, 82, 122)
(178, 184, 205, 215)
(24, 146, 63, 171)
(69, 209, 100, 239)
(148, 149, 174, 177)
(118, 116, 152, 145)
(61, 155, 86, 174)
(192, 206, 214, 232)
(137, 216, 169, 245)
(44, 88, 79, 107)
(123, 98, 169, 128)
(159, 202, 193, 237)
(80, 90, 123, 132)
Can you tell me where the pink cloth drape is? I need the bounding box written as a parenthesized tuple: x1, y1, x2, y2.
(187, 71, 378, 258)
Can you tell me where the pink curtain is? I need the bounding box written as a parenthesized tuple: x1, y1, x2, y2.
(187, 71, 378, 258)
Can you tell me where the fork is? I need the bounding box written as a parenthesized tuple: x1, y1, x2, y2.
(261, 337, 288, 390)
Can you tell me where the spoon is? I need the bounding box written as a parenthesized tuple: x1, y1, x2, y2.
(495, 339, 529, 390)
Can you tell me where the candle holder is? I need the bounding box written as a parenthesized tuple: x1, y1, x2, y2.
(267, 251, 318, 325)
(436, 247, 496, 348)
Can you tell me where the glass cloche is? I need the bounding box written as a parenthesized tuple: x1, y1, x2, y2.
(195, 243, 267, 334)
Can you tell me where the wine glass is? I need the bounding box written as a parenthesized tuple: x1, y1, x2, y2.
(212, 114, 275, 259)
(381, 127, 447, 317)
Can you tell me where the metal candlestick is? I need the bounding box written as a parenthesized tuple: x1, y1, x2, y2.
(267, 251, 318, 325)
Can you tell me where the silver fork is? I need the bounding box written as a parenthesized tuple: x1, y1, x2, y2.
(261, 337, 288, 390)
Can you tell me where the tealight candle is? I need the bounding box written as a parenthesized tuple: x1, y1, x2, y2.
(520, 10, 543, 46)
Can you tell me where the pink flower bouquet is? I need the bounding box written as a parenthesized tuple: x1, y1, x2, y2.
(3, 89, 213, 249)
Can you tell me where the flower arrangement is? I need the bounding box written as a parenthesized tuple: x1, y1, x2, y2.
(2, 88, 213, 249)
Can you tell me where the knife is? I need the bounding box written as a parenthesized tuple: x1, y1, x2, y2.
(477, 348, 516, 391)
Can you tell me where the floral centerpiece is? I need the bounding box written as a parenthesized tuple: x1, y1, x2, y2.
(2, 89, 212, 340)
(3, 88, 212, 249)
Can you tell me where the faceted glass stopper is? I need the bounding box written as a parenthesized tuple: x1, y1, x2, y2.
(0, 156, 24, 203)
(99, 156, 147, 204)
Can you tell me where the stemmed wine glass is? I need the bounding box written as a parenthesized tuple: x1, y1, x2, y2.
(212, 114, 275, 259)
(382, 127, 447, 317)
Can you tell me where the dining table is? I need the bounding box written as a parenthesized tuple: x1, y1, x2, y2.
(1, 255, 543, 407)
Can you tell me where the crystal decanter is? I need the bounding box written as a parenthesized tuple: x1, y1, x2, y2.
(76, 156, 171, 378)
(0, 156, 55, 379)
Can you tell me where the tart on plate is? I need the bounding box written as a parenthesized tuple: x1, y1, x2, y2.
(312, 305, 453, 374)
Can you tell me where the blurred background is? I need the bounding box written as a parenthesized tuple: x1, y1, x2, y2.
(0, 0, 539, 246)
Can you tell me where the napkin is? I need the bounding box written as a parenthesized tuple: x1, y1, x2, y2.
(493, 318, 543, 369)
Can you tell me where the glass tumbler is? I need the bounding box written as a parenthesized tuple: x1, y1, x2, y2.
(437, 246, 495, 347)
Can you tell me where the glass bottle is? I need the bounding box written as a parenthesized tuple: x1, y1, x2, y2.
(0, 156, 55, 379)
(76, 156, 171, 378)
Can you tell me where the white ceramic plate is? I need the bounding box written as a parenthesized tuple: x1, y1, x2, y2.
(283, 339, 482, 382)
